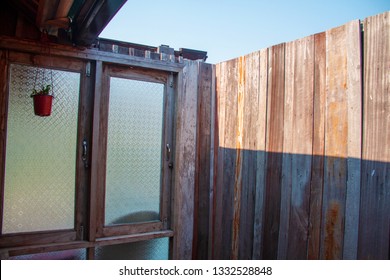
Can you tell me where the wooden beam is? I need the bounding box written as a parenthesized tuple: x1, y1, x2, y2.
(0, 36, 184, 73)
(172, 61, 199, 259)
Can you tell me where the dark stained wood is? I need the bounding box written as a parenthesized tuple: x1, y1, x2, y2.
(89, 60, 103, 242)
(308, 31, 326, 260)
(358, 11, 390, 260)
(0, 50, 10, 236)
(263, 43, 285, 259)
(193, 62, 213, 259)
(102, 222, 164, 237)
(0, 230, 77, 248)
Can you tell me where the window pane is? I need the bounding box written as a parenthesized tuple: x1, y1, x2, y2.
(105, 78, 164, 225)
(2, 64, 80, 233)
(95, 238, 169, 260)
(10, 249, 86, 260)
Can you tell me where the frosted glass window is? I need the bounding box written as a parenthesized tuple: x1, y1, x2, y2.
(2, 64, 80, 233)
(95, 238, 169, 260)
(105, 78, 164, 225)
(10, 249, 86, 260)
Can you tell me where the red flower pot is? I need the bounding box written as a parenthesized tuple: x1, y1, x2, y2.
(33, 95, 53, 116)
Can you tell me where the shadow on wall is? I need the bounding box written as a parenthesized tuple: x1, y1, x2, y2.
(210, 148, 390, 260)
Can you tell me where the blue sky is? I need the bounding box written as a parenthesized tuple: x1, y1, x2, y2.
(99, 0, 390, 63)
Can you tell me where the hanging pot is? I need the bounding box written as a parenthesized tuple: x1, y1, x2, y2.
(32, 95, 53, 116)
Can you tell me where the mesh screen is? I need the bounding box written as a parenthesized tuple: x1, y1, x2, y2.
(105, 78, 164, 225)
(2, 64, 80, 233)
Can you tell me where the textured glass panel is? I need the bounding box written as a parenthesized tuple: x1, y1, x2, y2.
(105, 78, 164, 225)
(95, 238, 169, 260)
(10, 249, 86, 260)
(2, 64, 80, 233)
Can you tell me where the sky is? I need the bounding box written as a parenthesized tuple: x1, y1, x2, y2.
(99, 0, 390, 64)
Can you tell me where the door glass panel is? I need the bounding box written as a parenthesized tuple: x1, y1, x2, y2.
(2, 64, 80, 234)
(105, 78, 164, 225)
(95, 237, 169, 260)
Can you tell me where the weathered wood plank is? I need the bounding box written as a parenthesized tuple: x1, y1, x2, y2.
(231, 56, 244, 259)
(212, 62, 226, 259)
(252, 48, 268, 260)
(0, 36, 184, 73)
(208, 64, 216, 259)
(343, 20, 362, 260)
(287, 35, 314, 260)
(89, 60, 104, 241)
(358, 11, 390, 260)
(263, 43, 285, 259)
(238, 52, 260, 259)
(321, 23, 349, 260)
(172, 60, 199, 259)
(279, 35, 314, 259)
(221, 58, 238, 259)
(308, 31, 326, 260)
(193, 62, 213, 259)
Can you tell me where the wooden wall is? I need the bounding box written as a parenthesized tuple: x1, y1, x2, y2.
(193, 11, 389, 260)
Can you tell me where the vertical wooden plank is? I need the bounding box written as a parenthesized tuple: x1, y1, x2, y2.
(221, 58, 238, 259)
(172, 60, 199, 259)
(308, 31, 326, 260)
(359, 11, 390, 260)
(287, 36, 314, 260)
(321, 23, 349, 260)
(193, 62, 212, 259)
(343, 20, 362, 260)
(263, 43, 285, 259)
(252, 48, 268, 260)
(89, 60, 104, 242)
(279, 36, 315, 259)
(0, 50, 9, 233)
(231, 56, 244, 260)
(277, 39, 295, 260)
(238, 51, 260, 259)
(212, 62, 226, 259)
(208, 64, 216, 259)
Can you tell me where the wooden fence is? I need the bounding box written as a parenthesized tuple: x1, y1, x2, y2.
(191, 11, 389, 260)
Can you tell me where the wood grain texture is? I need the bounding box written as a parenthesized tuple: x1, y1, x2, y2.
(263, 43, 285, 259)
(252, 48, 268, 260)
(172, 60, 199, 259)
(343, 20, 362, 260)
(308, 31, 326, 260)
(193, 62, 213, 259)
(278, 35, 314, 259)
(358, 11, 390, 260)
(239, 51, 260, 259)
(321, 23, 349, 260)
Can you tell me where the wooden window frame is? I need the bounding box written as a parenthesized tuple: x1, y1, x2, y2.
(0, 38, 182, 259)
(91, 63, 175, 240)
(0, 51, 89, 250)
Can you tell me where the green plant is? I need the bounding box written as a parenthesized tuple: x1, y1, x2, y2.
(30, 84, 52, 97)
